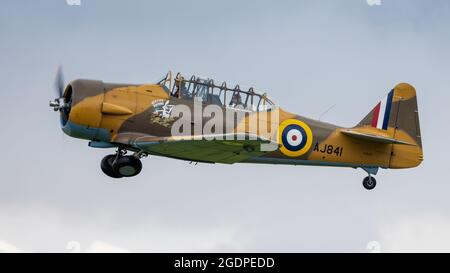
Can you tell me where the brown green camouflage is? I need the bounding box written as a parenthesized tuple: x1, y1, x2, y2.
(57, 72, 423, 173)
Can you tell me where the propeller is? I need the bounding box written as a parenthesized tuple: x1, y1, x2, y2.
(49, 66, 66, 111)
(49, 66, 72, 127)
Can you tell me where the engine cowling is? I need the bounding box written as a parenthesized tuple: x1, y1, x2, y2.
(61, 79, 105, 141)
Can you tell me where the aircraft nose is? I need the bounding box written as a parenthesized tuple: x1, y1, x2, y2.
(60, 79, 105, 140)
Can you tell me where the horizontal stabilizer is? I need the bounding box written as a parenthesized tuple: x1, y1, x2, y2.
(341, 129, 413, 145)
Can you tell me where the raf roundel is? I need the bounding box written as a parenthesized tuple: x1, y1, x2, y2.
(278, 119, 313, 157)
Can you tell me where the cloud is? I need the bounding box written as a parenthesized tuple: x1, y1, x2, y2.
(0, 205, 243, 252)
(0, 239, 129, 253)
(378, 215, 450, 253)
(0, 240, 21, 253)
(65, 241, 129, 253)
(85, 241, 129, 252)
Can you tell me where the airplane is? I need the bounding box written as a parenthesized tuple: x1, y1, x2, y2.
(49, 69, 423, 190)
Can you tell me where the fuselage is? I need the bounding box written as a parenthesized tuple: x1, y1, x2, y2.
(59, 78, 423, 171)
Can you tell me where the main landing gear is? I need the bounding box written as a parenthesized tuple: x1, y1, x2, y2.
(101, 148, 144, 178)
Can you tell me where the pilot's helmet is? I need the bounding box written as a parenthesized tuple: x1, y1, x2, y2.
(175, 76, 185, 87)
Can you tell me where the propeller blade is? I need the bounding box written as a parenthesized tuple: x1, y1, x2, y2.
(55, 66, 65, 98)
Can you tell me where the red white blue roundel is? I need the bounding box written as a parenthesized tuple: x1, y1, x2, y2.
(278, 119, 313, 157)
(281, 124, 307, 152)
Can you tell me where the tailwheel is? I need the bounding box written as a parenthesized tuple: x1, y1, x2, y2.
(101, 154, 122, 178)
(112, 155, 142, 177)
(362, 176, 377, 190)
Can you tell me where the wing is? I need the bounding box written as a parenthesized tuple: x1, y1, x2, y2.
(114, 132, 279, 164)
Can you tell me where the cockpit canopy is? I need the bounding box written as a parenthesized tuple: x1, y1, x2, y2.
(158, 71, 276, 112)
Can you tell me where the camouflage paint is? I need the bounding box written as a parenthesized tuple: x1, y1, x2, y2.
(61, 76, 423, 170)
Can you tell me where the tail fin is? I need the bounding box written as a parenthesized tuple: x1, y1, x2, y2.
(356, 83, 423, 168)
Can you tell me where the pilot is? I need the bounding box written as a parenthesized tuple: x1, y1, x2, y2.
(173, 77, 190, 99)
(230, 92, 243, 108)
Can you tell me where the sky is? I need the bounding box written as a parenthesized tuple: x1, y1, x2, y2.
(0, 0, 449, 252)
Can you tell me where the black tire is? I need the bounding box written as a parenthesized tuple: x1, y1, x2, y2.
(112, 156, 142, 177)
(363, 176, 377, 190)
(101, 154, 122, 178)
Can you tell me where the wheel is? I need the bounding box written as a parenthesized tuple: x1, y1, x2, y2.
(362, 176, 377, 190)
(112, 155, 142, 177)
(101, 154, 122, 178)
